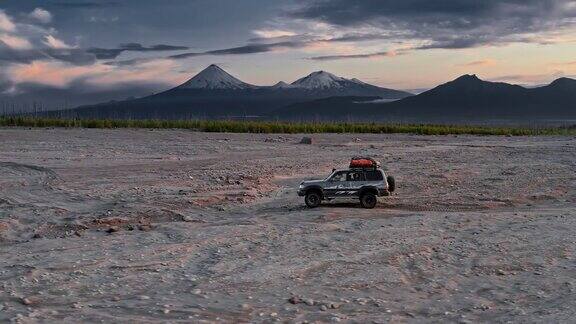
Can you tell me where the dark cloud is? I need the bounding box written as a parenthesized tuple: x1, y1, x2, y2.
(85, 48, 123, 60)
(109, 41, 305, 65)
(118, 43, 189, 51)
(308, 50, 399, 61)
(168, 41, 304, 60)
(0, 43, 97, 65)
(207, 41, 302, 54)
(290, 0, 576, 49)
(327, 33, 393, 42)
(87, 43, 190, 59)
(52, 1, 121, 8)
(44, 48, 97, 65)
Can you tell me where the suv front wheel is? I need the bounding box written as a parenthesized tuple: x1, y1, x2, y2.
(305, 191, 322, 208)
(360, 193, 377, 209)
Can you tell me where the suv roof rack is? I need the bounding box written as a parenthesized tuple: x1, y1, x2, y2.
(348, 166, 381, 171)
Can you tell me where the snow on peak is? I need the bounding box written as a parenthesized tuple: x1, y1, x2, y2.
(271, 81, 293, 89)
(179, 64, 255, 90)
(291, 71, 351, 89)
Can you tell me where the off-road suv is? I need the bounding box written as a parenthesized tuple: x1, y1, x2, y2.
(298, 158, 395, 209)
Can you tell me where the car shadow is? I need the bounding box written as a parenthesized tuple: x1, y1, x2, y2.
(319, 202, 362, 208)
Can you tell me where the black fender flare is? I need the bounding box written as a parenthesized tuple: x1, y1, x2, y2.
(358, 186, 379, 197)
(304, 186, 324, 199)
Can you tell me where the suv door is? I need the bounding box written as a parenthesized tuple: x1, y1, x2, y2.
(324, 171, 349, 197)
(345, 170, 366, 196)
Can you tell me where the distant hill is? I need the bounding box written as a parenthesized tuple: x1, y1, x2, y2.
(58, 65, 411, 119)
(271, 96, 382, 121)
(272, 75, 576, 121)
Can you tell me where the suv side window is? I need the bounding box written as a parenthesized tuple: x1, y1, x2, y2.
(365, 170, 384, 181)
(329, 171, 348, 182)
(346, 171, 365, 181)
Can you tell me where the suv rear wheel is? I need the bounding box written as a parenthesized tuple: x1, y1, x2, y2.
(387, 176, 396, 193)
(305, 191, 321, 208)
(360, 193, 377, 209)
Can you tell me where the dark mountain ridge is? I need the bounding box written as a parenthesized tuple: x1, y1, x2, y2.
(275, 74, 576, 121)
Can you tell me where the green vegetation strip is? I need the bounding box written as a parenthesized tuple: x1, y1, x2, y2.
(0, 116, 574, 136)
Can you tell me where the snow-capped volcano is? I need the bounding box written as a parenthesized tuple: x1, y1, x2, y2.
(291, 71, 350, 89)
(178, 64, 256, 90)
(174, 65, 411, 99)
(290, 71, 378, 89)
(287, 70, 411, 99)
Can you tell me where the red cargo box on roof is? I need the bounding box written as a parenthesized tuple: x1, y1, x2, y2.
(350, 157, 380, 168)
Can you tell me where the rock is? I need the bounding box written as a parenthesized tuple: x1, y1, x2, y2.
(138, 295, 151, 300)
(478, 304, 490, 311)
(304, 298, 315, 306)
(106, 226, 119, 233)
(20, 297, 36, 306)
(182, 215, 196, 222)
(138, 225, 152, 232)
(319, 305, 328, 311)
(288, 296, 302, 304)
(299, 137, 314, 145)
(356, 298, 368, 305)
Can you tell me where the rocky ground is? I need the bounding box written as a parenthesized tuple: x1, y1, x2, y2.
(0, 128, 575, 323)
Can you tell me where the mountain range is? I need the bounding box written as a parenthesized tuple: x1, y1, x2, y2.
(65, 65, 411, 119)
(276, 75, 576, 122)
(51, 65, 576, 122)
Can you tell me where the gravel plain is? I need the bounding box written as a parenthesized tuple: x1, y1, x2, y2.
(1, 128, 575, 323)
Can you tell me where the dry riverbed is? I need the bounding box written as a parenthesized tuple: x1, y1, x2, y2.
(1, 128, 575, 323)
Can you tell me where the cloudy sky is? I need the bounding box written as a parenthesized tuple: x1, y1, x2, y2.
(1, 0, 576, 108)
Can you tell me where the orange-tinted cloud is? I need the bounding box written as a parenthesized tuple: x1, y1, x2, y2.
(457, 59, 497, 67)
(549, 61, 576, 67)
(6, 59, 182, 89)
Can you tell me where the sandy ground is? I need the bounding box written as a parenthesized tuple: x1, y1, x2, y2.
(0, 128, 575, 323)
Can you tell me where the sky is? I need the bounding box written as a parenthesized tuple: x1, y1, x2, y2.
(0, 0, 576, 108)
